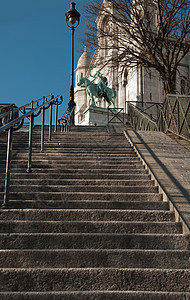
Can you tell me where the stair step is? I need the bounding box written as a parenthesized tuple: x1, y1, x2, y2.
(0, 192, 163, 201)
(0, 291, 189, 300)
(1, 200, 168, 210)
(0, 209, 173, 222)
(0, 220, 181, 234)
(5, 154, 139, 160)
(4, 185, 159, 193)
(0, 233, 189, 250)
(3, 157, 145, 162)
(3, 163, 145, 170)
(70, 125, 107, 131)
(0, 143, 133, 147)
(0, 268, 189, 292)
(6, 179, 155, 187)
(1, 173, 152, 180)
(0, 249, 189, 269)
(3, 168, 149, 175)
(1, 158, 141, 164)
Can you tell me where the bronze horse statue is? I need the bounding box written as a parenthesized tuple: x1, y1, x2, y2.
(77, 77, 116, 109)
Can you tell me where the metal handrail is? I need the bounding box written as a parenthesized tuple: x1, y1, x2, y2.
(127, 96, 190, 140)
(1, 93, 63, 208)
(127, 102, 159, 131)
(0, 95, 52, 120)
(0, 104, 18, 126)
(126, 101, 163, 122)
(0, 95, 60, 132)
(0, 104, 14, 113)
(58, 106, 75, 132)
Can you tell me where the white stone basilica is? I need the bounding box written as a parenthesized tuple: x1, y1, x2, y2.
(74, 0, 190, 126)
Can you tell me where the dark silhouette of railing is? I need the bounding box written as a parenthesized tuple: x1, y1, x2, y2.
(107, 108, 125, 125)
(0, 104, 18, 126)
(0, 94, 63, 208)
(58, 106, 75, 132)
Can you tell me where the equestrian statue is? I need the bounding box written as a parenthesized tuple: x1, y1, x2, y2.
(77, 70, 116, 109)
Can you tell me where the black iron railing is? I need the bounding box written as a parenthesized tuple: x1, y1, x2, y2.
(0, 104, 18, 126)
(107, 108, 125, 125)
(0, 94, 63, 208)
(0, 104, 14, 116)
(58, 106, 75, 132)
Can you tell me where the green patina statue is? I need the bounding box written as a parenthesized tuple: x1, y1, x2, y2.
(77, 70, 116, 109)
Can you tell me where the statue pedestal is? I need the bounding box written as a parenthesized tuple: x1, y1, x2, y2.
(82, 106, 109, 126)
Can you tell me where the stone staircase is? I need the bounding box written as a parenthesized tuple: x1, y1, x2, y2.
(0, 126, 189, 299)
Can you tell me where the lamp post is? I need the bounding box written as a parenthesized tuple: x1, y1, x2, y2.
(65, 2, 80, 125)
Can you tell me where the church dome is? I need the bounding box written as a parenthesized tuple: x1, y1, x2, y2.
(77, 46, 91, 68)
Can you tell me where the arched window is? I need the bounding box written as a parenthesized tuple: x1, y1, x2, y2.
(101, 17, 109, 56)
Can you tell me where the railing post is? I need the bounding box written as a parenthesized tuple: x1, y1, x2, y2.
(177, 97, 180, 135)
(54, 99, 58, 132)
(49, 94, 54, 141)
(41, 96, 45, 152)
(61, 120, 64, 132)
(49, 104, 53, 141)
(61, 121, 63, 132)
(27, 114, 34, 173)
(66, 120, 68, 132)
(27, 101, 34, 172)
(2, 110, 13, 208)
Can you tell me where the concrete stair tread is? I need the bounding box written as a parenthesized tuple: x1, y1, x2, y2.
(0, 268, 189, 292)
(0, 208, 173, 220)
(1, 266, 189, 270)
(0, 200, 168, 211)
(6, 165, 146, 170)
(1, 192, 160, 195)
(9, 153, 137, 156)
(1, 248, 188, 252)
(3, 169, 149, 174)
(0, 233, 188, 250)
(0, 291, 189, 300)
(0, 232, 186, 236)
(0, 249, 189, 269)
(0, 192, 163, 201)
(0, 220, 181, 234)
(1, 159, 141, 164)
(6, 174, 152, 180)
(6, 179, 155, 185)
(5, 186, 158, 194)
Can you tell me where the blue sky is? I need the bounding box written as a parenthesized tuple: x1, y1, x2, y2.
(0, 0, 90, 117)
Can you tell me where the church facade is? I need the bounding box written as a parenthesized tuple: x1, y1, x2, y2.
(74, 0, 190, 126)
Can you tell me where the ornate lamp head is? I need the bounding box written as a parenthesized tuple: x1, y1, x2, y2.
(65, 2, 80, 28)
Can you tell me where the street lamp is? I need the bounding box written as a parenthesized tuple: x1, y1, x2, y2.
(65, 2, 80, 125)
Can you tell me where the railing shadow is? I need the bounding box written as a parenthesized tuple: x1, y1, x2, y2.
(128, 130, 190, 230)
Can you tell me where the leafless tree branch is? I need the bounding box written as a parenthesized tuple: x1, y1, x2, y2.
(82, 0, 190, 94)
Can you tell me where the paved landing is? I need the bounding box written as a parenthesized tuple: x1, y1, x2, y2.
(125, 130, 190, 233)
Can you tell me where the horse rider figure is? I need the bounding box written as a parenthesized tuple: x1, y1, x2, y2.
(90, 71, 106, 97)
